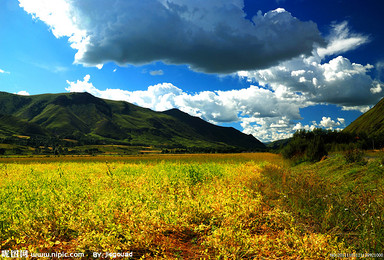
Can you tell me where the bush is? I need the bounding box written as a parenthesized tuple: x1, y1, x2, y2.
(343, 149, 366, 165)
(281, 137, 307, 160)
(281, 135, 327, 163)
(305, 137, 327, 162)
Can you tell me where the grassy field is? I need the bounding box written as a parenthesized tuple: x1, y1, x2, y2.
(0, 153, 383, 259)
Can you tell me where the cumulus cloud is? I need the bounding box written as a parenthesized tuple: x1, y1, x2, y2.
(239, 22, 383, 112)
(370, 82, 382, 94)
(66, 75, 183, 111)
(18, 0, 88, 56)
(241, 117, 296, 141)
(319, 117, 340, 128)
(15, 91, 30, 96)
(234, 22, 382, 140)
(245, 55, 381, 109)
(293, 122, 316, 132)
(66, 75, 308, 141)
(293, 117, 345, 132)
(65, 75, 98, 94)
(66, 74, 365, 141)
(19, 0, 323, 73)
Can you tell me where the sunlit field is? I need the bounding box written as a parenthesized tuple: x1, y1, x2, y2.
(1, 153, 383, 258)
(0, 152, 283, 164)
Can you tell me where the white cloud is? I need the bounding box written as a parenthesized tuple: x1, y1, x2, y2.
(0, 69, 10, 74)
(320, 117, 339, 129)
(66, 75, 183, 111)
(241, 55, 381, 110)
(341, 105, 371, 113)
(65, 74, 100, 94)
(232, 22, 382, 140)
(317, 21, 370, 58)
(19, 0, 323, 73)
(239, 22, 383, 112)
(65, 75, 308, 141)
(149, 70, 164, 76)
(293, 117, 345, 131)
(15, 91, 30, 96)
(370, 82, 383, 94)
(337, 118, 345, 125)
(241, 117, 294, 142)
(65, 73, 362, 142)
(18, 0, 88, 56)
(293, 122, 316, 132)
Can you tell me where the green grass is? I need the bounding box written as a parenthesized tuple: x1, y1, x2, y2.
(344, 96, 384, 136)
(0, 153, 354, 259)
(259, 154, 384, 252)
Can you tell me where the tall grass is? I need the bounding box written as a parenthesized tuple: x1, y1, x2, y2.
(258, 155, 384, 252)
(0, 154, 348, 258)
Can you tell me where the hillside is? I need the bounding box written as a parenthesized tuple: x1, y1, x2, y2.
(265, 138, 291, 150)
(343, 97, 384, 137)
(0, 91, 265, 151)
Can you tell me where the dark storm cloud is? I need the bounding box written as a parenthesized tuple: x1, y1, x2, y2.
(20, 0, 324, 73)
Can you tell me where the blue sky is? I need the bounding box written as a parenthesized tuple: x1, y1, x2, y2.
(1, 0, 383, 142)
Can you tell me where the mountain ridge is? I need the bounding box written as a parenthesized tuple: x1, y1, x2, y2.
(343, 97, 384, 137)
(0, 91, 265, 151)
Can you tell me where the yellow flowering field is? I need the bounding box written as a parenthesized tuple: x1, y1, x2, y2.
(0, 153, 350, 258)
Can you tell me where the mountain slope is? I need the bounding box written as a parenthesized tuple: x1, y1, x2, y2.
(163, 108, 263, 150)
(343, 98, 384, 137)
(0, 114, 49, 138)
(0, 91, 265, 150)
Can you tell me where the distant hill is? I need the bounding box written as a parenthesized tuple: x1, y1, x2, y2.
(0, 91, 265, 151)
(343, 98, 384, 137)
(265, 138, 291, 150)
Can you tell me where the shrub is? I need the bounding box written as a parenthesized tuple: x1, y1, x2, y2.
(343, 149, 366, 164)
(282, 135, 327, 163)
(281, 137, 307, 160)
(305, 137, 327, 162)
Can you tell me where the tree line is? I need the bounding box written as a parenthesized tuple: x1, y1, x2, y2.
(281, 128, 381, 163)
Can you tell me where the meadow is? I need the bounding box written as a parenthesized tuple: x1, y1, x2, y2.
(0, 153, 383, 259)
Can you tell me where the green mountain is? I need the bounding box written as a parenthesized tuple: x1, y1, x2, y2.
(0, 114, 49, 137)
(343, 98, 384, 137)
(265, 138, 291, 150)
(0, 91, 265, 151)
